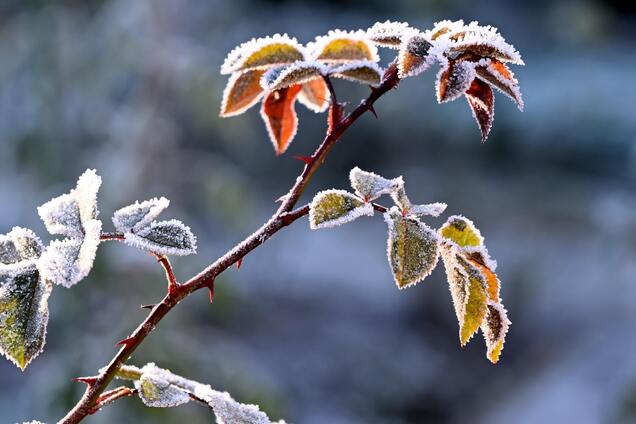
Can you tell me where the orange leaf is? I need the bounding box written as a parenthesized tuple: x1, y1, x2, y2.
(467, 252, 500, 302)
(397, 33, 433, 78)
(436, 60, 476, 103)
(220, 69, 266, 117)
(465, 79, 495, 142)
(475, 59, 524, 111)
(297, 78, 330, 113)
(260, 84, 302, 155)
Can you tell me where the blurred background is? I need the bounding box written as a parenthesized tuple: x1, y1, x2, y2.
(1, 0, 635, 423)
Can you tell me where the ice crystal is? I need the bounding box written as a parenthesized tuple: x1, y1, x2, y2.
(481, 301, 510, 364)
(0, 264, 51, 370)
(390, 184, 412, 213)
(37, 194, 82, 238)
(409, 202, 448, 218)
(112, 197, 170, 233)
(349, 167, 402, 201)
(309, 190, 373, 230)
(124, 219, 197, 256)
(261, 61, 324, 91)
(206, 390, 272, 424)
(397, 32, 434, 78)
(221, 34, 305, 75)
(436, 60, 477, 103)
(220, 69, 266, 117)
(446, 21, 524, 65)
(74, 169, 102, 224)
(366, 21, 416, 49)
(135, 372, 191, 408)
(308, 29, 379, 63)
(329, 61, 382, 87)
(384, 207, 440, 289)
(0, 227, 43, 268)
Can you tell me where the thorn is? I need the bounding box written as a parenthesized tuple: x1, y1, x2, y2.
(236, 258, 243, 270)
(74, 376, 98, 386)
(207, 279, 215, 304)
(293, 155, 313, 165)
(116, 336, 135, 348)
(140, 303, 156, 310)
(368, 104, 378, 119)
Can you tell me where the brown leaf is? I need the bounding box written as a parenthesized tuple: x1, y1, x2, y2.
(481, 302, 510, 364)
(397, 33, 433, 78)
(260, 85, 302, 155)
(475, 59, 524, 110)
(436, 60, 476, 103)
(220, 69, 266, 117)
(297, 78, 330, 113)
(465, 79, 495, 142)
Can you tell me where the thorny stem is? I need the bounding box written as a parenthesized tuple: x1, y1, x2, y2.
(59, 62, 400, 424)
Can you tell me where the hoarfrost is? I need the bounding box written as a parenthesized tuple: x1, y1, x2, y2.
(438, 215, 484, 248)
(37, 194, 82, 238)
(112, 197, 170, 233)
(349, 167, 402, 201)
(329, 61, 382, 87)
(308, 29, 379, 63)
(384, 207, 440, 289)
(261, 61, 324, 91)
(135, 372, 192, 408)
(0, 227, 43, 267)
(481, 300, 510, 363)
(397, 32, 434, 78)
(221, 34, 305, 75)
(436, 60, 477, 103)
(409, 202, 448, 217)
(309, 189, 373, 230)
(366, 20, 416, 49)
(74, 169, 102, 224)
(205, 390, 271, 424)
(124, 219, 197, 256)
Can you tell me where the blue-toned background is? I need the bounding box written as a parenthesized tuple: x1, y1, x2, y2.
(1, 0, 635, 422)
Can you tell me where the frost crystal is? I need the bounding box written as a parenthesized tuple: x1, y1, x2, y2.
(409, 202, 448, 217)
(308, 29, 380, 63)
(436, 60, 477, 103)
(0, 264, 51, 370)
(309, 190, 373, 230)
(124, 219, 197, 256)
(481, 301, 510, 364)
(384, 208, 440, 289)
(221, 34, 305, 75)
(261, 61, 325, 91)
(0, 227, 43, 268)
(390, 184, 412, 212)
(206, 390, 271, 424)
(397, 32, 434, 78)
(329, 61, 382, 87)
(112, 197, 170, 233)
(135, 372, 192, 408)
(37, 194, 82, 238)
(438, 215, 484, 248)
(74, 169, 102, 224)
(349, 167, 402, 201)
(366, 21, 416, 49)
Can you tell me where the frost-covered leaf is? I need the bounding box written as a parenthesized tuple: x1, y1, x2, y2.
(466, 251, 500, 302)
(261, 61, 324, 92)
(384, 208, 440, 289)
(0, 265, 51, 370)
(135, 372, 191, 408)
(309, 30, 379, 63)
(367, 21, 415, 49)
(481, 301, 510, 364)
(436, 60, 476, 103)
(220, 69, 266, 117)
(349, 167, 402, 201)
(112, 197, 170, 233)
(297, 78, 330, 113)
(74, 169, 101, 224)
(260, 85, 302, 155)
(475, 59, 524, 110)
(409, 202, 448, 218)
(309, 190, 373, 230)
(124, 219, 197, 256)
(427, 19, 466, 41)
(390, 184, 412, 213)
(445, 21, 524, 65)
(221, 34, 305, 75)
(0, 227, 43, 266)
(465, 78, 495, 142)
(329, 61, 382, 87)
(204, 390, 273, 424)
(38, 219, 102, 288)
(397, 32, 434, 78)
(37, 194, 82, 238)
(438, 215, 483, 247)
(439, 249, 488, 345)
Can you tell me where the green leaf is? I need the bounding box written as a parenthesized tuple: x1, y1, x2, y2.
(385, 208, 440, 289)
(438, 215, 483, 247)
(0, 266, 51, 370)
(309, 190, 373, 229)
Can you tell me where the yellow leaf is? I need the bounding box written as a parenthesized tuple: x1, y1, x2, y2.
(220, 69, 266, 117)
(481, 302, 510, 364)
(221, 34, 305, 75)
(310, 30, 379, 63)
(438, 215, 483, 247)
(309, 190, 373, 229)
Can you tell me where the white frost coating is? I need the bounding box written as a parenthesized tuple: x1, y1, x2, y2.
(463, 245, 498, 272)
(309, 189, 373, 230)
(135, 373, 192, 408)
(260, 61, 325, 91)
(349, 167, 403, 201)
(476, 59, 524, 111)
(436, 60, 477, 103)
(0, 227, 44, 268)
(448, 21, 524, 65)
(409, 202, 448, 218)
(307, 29, 380, 63)
(328, 60, 383, 87)
(124, 219, 197, 256)
(37, 194, 82, 238)
(397, 32, 436, 78)
(366, 20, 416, 49)
(74, 169, 102, 224)
(205, 390, 271, 424)
(221, 33, 306, 75)
(21, 421, 46, 424)
(112, 197, 170, 233)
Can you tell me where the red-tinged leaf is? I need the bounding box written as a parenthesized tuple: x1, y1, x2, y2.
(436, 60, 476, 103)
(475, 59, 524, 110)
(220, 69, 266, 117)
(465, 79, 495, 142)
(260, 85, 302, 155)
(297, 77, 330, 113)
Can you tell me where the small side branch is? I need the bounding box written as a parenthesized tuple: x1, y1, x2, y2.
(100, 232, 124, 242)
(151, 253, 179, 293)
(87, 386, 137, 415)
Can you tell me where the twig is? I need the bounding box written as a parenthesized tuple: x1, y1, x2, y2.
(59, 62, 400, 424)
(87, 387, 137, 415)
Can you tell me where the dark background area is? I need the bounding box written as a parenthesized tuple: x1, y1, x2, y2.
(1, 0, 635, 423)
